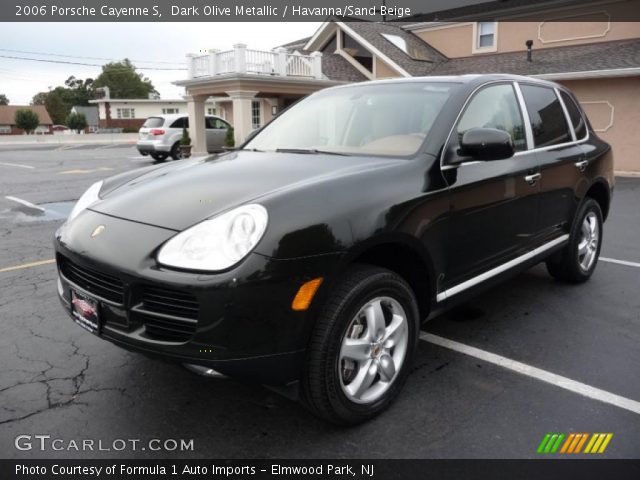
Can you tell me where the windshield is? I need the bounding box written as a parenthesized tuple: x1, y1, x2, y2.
(246, 82, 455, 156)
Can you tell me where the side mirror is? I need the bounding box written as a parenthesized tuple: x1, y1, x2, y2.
(458, 128, 515, 161)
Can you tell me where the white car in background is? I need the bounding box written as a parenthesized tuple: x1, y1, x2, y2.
(136, 114, 232, 161)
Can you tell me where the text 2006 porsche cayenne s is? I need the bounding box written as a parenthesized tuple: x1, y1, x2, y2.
(55, 74, 613, 424)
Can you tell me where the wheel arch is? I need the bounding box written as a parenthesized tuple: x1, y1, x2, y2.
(584, 178, 611, 221)
(331, 234, 437, 321)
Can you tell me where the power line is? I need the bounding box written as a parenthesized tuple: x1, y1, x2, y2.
(0, 54, 187, 71)
(0, 48, 186, 66)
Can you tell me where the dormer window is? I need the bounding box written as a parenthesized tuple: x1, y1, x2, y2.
(474, 22, 497, 52)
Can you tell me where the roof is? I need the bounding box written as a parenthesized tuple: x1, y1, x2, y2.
(0, 105, 52, 125)
(400, 0, 578, 23)
(70, 106, 99, 126)
(430, 38, 640, 76)
(341, 21, 447, 76)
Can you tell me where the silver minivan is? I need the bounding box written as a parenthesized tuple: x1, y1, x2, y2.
(136, 114, 232, 161)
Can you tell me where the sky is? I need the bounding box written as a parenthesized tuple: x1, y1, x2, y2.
(0, 1, 487, 105)
(0, 22, 321, 104)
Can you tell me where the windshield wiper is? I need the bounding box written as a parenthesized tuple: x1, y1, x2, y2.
(239, 147, 264, 152)
(276, 148, 349, 156)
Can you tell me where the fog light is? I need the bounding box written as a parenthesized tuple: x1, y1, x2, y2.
(291, 278, 323, 311)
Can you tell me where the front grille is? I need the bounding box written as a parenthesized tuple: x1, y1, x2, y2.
(141, 286, 199, 320)
(138, 286, 199, 342)
(59, 257, 125, 304)
(139, 313, 197, 342)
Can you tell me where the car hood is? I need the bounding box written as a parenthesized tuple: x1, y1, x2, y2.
(90, 150, 402, 231)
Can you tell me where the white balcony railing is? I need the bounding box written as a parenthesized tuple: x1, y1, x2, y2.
(186, 44, 323, 80)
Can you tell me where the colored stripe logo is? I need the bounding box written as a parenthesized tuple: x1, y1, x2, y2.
(537, 433, 613, 454)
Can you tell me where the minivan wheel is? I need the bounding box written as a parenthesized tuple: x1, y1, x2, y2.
(546, 198, 603, 283)
(302, 265, 419, 425)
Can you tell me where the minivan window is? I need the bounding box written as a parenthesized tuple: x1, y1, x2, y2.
(456, 83, 527, 152)
(560, 90, 587, 140)
(170, 117, 188, 129)
(142, 117, 164, 128)
(520, 85, 572, 148)
(245, 82, 455, 156)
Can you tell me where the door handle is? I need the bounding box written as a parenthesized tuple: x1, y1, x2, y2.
(524, 173, 541, 186)
(575, 160, 588, 172)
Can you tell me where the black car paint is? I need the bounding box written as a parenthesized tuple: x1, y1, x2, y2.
(54, 75, 613, 385)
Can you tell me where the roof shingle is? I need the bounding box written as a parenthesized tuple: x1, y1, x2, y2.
(0, 105, 52, 125)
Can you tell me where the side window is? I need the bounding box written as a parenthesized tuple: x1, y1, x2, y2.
(205, 117, 216, 129)
(214, 119, 229, 129)
(169, 117, 185, 129)
(520, 85, 572, 148)
(560, 90, 587, 140)
(456, 83, 527, 152)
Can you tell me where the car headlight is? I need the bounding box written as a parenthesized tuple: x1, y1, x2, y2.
(157, 204, 268, 271)
(68, 181, 103, 222)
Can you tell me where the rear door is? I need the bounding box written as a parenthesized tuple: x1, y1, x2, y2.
(442, 82, 540, 291)
(518, 83, 586, 242)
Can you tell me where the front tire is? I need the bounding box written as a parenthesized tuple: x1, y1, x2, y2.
(546, 198, 603, 283)
(302, 265, 419, 425)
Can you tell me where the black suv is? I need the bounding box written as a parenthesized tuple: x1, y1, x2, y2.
(55, 75, 613, 424)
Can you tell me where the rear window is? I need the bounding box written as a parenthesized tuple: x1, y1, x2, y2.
(560, 90, 587, 140)
(520, 85, 572, 148)
(142, 117, 164, 128)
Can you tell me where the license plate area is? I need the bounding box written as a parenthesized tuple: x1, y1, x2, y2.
(71, 289, 100, 334)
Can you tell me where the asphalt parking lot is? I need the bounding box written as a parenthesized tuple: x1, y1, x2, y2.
(0, 143, 639, 459)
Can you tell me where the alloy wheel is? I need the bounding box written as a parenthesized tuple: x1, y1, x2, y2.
(338, 296, 409, 404)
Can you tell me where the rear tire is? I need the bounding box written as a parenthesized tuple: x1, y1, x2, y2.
(546, 198, 603, 283)
(302, 265, 419, 425)
(170, 142, 182, 160)
(150, 152, 168, 162)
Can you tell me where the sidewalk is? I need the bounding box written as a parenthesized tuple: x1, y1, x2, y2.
(0, 133, 138, 145)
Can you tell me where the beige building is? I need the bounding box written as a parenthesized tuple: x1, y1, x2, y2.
(176, 0, 640, 172)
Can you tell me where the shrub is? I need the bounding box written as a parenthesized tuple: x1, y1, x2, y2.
(180, 126, 191, 146)
(14, 109, 39, 134)
(225, 127, 235, 147)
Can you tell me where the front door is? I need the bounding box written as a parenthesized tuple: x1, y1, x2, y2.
(441, 82, 540, 292)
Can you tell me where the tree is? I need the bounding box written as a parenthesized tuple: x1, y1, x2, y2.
(66, 112, 87, 133)
(93, 59, 157, 99)
(31, 92, 48, 105)
(44, 91, 70, 125)
(0, 94, 8, 105)
(14, 109, 39, 134)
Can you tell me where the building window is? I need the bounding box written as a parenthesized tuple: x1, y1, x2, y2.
(0, 125, 11, 134)
(476, 22, 496, 49)
(380, 33, 430, 61)
(116, 108, 135, 119)
(162, 108, 179, 114)
(251, 100, 261, 130)
(207, 107, 216, 116)
(341, 31, 373, 72)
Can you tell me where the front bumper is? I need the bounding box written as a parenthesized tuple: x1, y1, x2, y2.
(54, 209, 342, 385)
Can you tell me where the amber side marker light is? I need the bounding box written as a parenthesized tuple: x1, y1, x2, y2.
(292, 278, 323, 311)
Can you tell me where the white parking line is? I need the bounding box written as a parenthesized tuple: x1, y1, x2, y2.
(601, 257, 640, 268)
(420, 332, 640, 416)
(5, 195, 45, 212)
(0, 162, 34, 169)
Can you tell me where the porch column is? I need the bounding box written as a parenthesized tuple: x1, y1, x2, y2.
(186, 94, 208, 155)
(225, 90, 258, 146)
